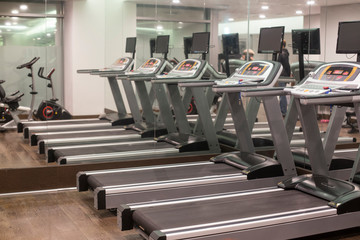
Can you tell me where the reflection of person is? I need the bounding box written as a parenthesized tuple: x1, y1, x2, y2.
(241, 49, 255, 61)
(277, 40, 291, 117)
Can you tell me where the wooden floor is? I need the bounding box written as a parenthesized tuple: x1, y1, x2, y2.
(1, 117, 360, 239)
(0, 190, 142, 240)
(0, 120, 359, 170)
(0, 129, 53, 169)
(0, 189, 360, 240)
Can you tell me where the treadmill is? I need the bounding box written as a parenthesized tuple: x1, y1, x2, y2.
(213, 29, 352, 151)
(33, 36, 174, 155)
(75, 27, 294, 210)
(128, 61, 360, 240)
(47, 32, 226, 165)
(20, 37, 137, 139)
(76, 59, 297, 211)
(291, 23, 360, 174)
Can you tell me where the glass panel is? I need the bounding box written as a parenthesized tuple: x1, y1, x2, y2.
(104, 0, 137, 120)
(0, 1, 63, 168)
(321, 0, 360, 62)
(0, 1, 61, 15)
(136, 20, 208, 66)
(137, 4, 208, 21)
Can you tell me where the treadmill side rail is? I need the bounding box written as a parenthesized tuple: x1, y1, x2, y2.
(211, 151, 284, 179)
(279, 174, 360, 214)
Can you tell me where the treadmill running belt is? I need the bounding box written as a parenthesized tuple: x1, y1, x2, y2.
(37, 128, 134, 141)
(24, 119, 109, 127)
(132, 190, 328, 235)
(87, 163, 241, 189)
(293, 148, 356, 170)
(53, 141, 174, 160)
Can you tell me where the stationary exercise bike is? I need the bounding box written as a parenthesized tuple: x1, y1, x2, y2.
(0, 80, 30, 131)
(17, 57, 72, 121)
(34, 67, 71, 120)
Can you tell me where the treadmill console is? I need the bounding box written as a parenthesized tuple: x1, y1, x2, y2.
(157, 59, 203, 78)
(215, 61, 274, 86)
(100, 57, 132, 71)
(288, 62, 360, 96)
(133, 58, 163, 74)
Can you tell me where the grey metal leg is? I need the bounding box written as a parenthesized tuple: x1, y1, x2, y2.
(192, 87, 216, 136)
(153, 84, 177, 133)
(263, 96, 296, 176)
(323, 106, 347, 168)
(214, 93, 229, 132)
(191, 87, 220, 153)
(228, 92, 255, 153)
(134, 81, 154, 121)
(284, 96, 299, 142)
(120, 80, 143, 124)
(350, 102, 360, 182)
(182, 88, 193, 111)
(167, 84, 191, 134)
(295, 99, 328, 177)
(108, 76, 127, 114)
(148, 84, 156, 106)
(245, 97, 261, 132)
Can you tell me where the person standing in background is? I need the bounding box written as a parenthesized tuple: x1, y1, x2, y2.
(277, 40, 291, 117)
(241, 49, 255, 61)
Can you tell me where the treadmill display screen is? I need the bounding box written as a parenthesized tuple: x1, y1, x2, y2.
(316, 66, 358, 81)
(112, 58, 129, 66)
(175, 60, 199, 71)
(241, 63, 269, 76)
(140, 58, 160, 69)
(100, 57, 130, 71)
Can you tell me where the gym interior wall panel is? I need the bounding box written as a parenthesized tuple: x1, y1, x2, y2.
(63, 0, 137, 116)
(63, 0, 106, 115)
(104, 0, 136, 113)
(320, 3, 360, 62)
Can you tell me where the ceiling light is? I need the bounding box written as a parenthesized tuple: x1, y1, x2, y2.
(156, 25, 163, 30)
(5, 22, 11, 26)
(228, 18, 234, 22)
(12, 17, 19, 20)
(172, 0, 180, 3)
(307, 0, 315, 5)
(20, 5, 28, 11)
(0, 25, 27, 30)
(178, 21, 183, 24)
(259, 14, 266, 19)
(0, 30, 2, 33)
(261, 6, 269, 10)
(46, 33, 51, 37)
(11, 10, 19, 14)
(37, 37, 41, 40)
(296, 10, 303, 14)
(178, 26, 183, 29)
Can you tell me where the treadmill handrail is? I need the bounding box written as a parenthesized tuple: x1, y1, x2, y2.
(179, 80, 215, 87)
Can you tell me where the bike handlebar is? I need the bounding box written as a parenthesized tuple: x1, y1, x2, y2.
(38, 67, 55, 80)
(16, 57, 40, 69)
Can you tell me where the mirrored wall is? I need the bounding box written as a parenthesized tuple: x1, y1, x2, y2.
(0, 1, 64, 117)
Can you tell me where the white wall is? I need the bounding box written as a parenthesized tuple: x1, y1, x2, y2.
(104, 0, 136, 113)
(63, 0, 136, 115)
(207, 9, 219, 69)
(219, 16, 304, 36)
(320, 3, 360, 62)
(302, 14, 322, 62)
